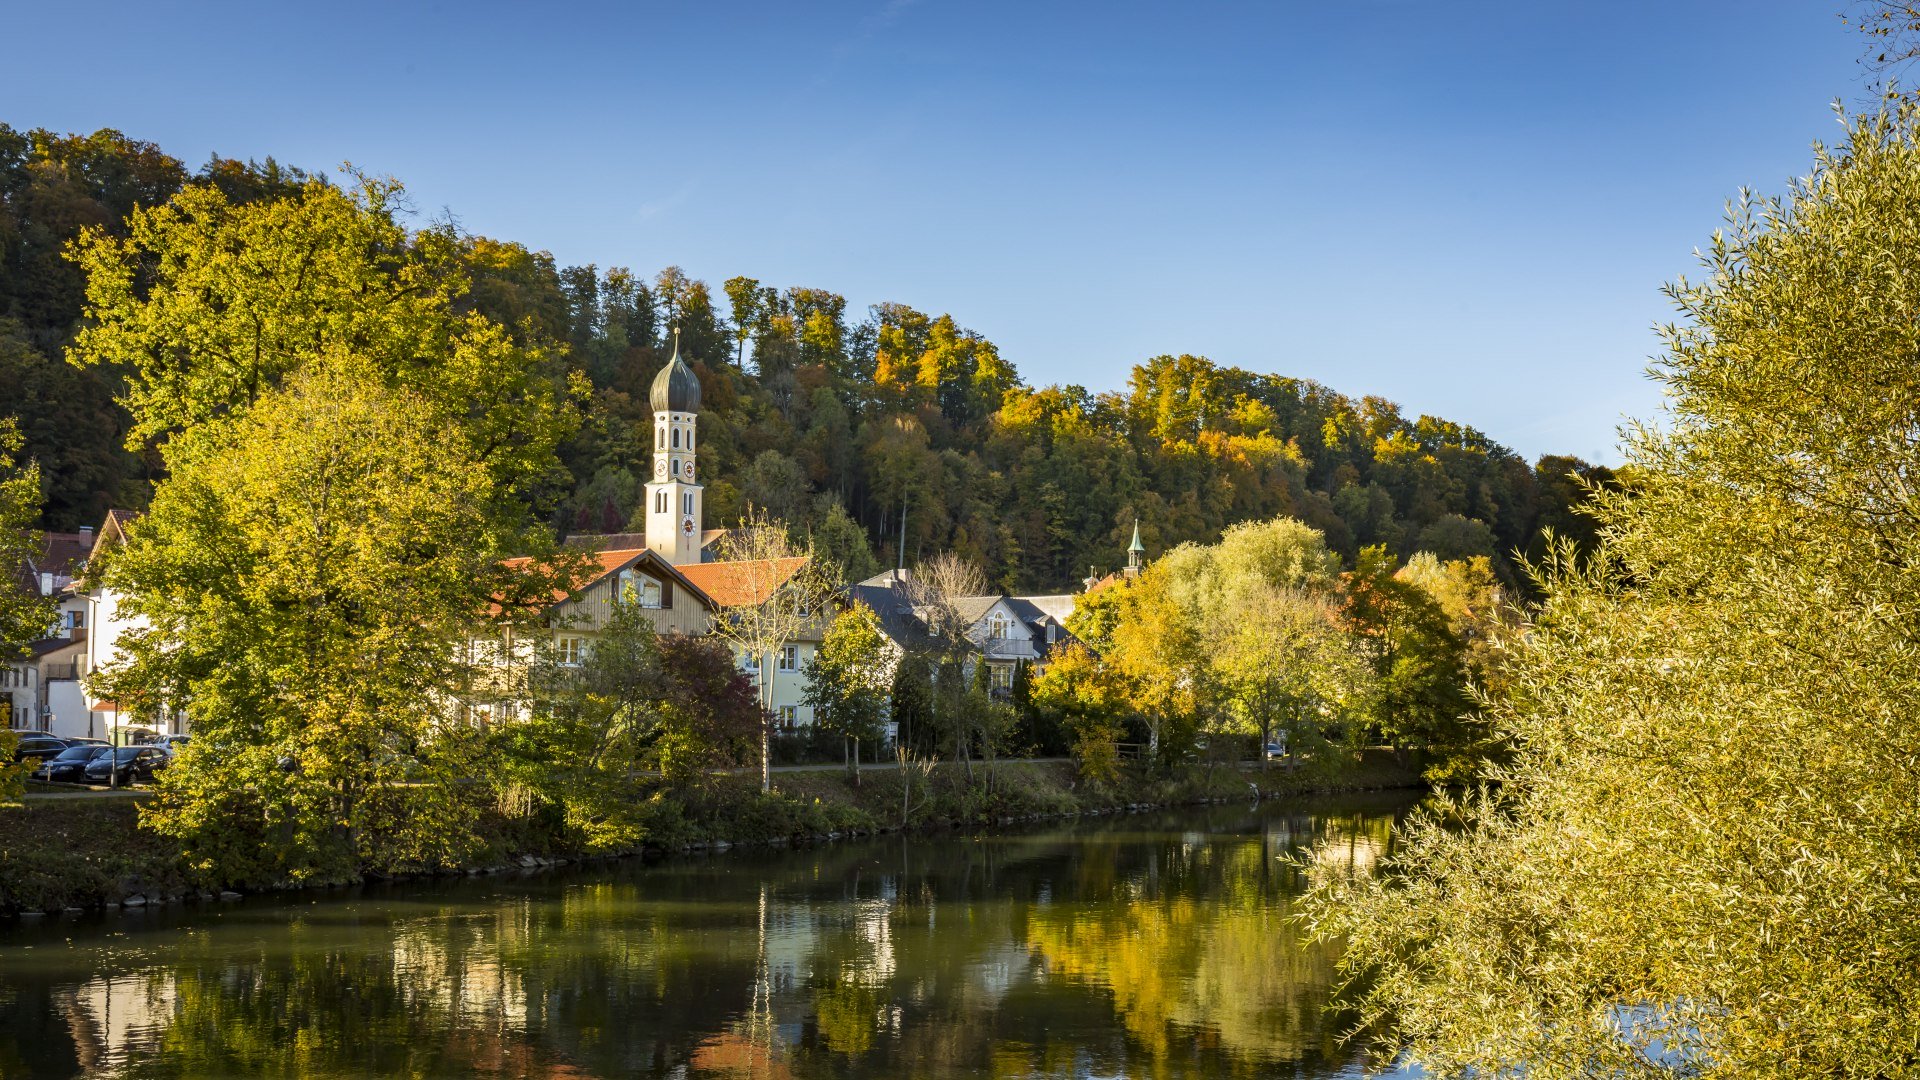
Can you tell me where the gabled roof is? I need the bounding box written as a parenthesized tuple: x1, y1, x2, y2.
(94, 510, 140, 558)
(1012, 594, 1077, 625)
(504, 547, 715, 612)
(680, 557, 808, 607)
(845, 581, 931, 651)
(32, 532, 91, 580)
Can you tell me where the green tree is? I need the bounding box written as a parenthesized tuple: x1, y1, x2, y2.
(802, 603, 893, 784)
(1210, 584, 1370, 774)
(1308, 102, 1920, 1078)
(66, 172, 577, 500)
(121, 360, 571, 883)
(0, 419, 51, 797)
(1339, 546, 1476, 776)
(811, 499, 880, 585)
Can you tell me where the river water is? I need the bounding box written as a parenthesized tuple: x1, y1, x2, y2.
(0, 791, 1423, 1079)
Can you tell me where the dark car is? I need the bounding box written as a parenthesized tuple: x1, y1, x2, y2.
(11, 733, 71, 764)
(33, 744, 111, 783)
(83, 745, 170, 786)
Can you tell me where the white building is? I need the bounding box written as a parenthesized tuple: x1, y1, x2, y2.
(4, 527, 93, 735)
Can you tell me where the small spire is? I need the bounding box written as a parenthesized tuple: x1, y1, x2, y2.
(1126, 518, 1144, 575)
(1128, 518, 1145, 553)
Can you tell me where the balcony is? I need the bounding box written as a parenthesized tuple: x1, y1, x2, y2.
(43, 662, 84, 682)
(978, 636, 1039, 661)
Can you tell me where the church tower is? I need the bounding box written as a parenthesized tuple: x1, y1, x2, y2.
(645, 330, 704, 565)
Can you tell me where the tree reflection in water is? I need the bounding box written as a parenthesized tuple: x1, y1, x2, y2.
(0, 791, 1419, 1079)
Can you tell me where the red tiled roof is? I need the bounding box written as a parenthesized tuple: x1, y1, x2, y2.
(500, 548, 715, 613)
(679, 557, 808, 607)
(35, 532, 91, 578)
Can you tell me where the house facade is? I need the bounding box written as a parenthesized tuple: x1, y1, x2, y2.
(845, 570, 1081, 693)
(5, 526, 96, 736)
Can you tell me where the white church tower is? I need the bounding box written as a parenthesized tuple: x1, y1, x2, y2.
(645, 329, 704, 565)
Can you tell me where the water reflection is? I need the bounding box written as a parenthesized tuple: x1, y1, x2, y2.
(0, 791, 1418, 1079)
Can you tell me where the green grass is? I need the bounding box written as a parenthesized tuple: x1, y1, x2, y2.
(0, 796, 198, 913)
(0, 751, 1424, 913)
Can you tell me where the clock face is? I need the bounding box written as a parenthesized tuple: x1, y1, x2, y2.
(682, 460, 695, 479)
(654, 459, 667, 479)
(681, 515, 696, 537)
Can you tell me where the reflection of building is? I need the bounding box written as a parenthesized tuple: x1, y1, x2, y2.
(390, 922, 531, 1033)
(58, 972, 177, 1073)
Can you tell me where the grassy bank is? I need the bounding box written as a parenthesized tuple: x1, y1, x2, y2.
(0, 752, 1422, 915)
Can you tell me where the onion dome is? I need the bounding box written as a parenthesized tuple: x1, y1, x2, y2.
(650, 330, 702, 413)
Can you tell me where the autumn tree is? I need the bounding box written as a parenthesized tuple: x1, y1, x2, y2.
(1031, 643, 1127, 784)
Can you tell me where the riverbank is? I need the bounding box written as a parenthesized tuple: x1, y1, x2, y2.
(0, 752, 1424, 915)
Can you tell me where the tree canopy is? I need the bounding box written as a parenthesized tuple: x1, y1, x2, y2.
(1306, 100, 1920, 1078)
(1, 119, 1604, 593)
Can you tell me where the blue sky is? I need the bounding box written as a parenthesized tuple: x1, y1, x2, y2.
(3, 2, 1872, 463)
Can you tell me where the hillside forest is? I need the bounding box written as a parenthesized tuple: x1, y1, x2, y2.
(0, 123, 1612, 591)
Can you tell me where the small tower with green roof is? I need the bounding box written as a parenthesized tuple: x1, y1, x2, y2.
(1126, 518, 1146, 577)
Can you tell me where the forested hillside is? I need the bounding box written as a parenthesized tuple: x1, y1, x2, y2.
(0, 123, 1611, 591)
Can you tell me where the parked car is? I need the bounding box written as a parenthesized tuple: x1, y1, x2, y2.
(156, 734, 191, 752)
(33, 744, 111, 784)
(11, 733, 71, 764)
(82, 745, 171, 786)
(119, 727, 160, 746)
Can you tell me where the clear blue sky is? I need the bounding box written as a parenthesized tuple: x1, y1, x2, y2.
(3, 2, 1873, 463)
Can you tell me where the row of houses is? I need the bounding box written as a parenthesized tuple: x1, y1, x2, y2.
(3, 510, 152, 740)
(5, 335, 1141, 741)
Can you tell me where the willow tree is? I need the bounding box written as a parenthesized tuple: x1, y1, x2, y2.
(1307, 103, 1920, 1078)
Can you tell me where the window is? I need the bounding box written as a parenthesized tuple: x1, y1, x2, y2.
(557, 637, 585, 666)
(639, 577, 662, 609)
(990, 665, 1013, 691)
(672, 428, 680, 449)
(778, 644, 798, 671)
(683, 492, 694, 516)
(655, 490, 666, 514)
(67, 609, 84, 629)
(988, 614, 1010, 640)
(657, 426, 665, 450)
(743, 651, 760, 670)
(777, 705, 798, 728)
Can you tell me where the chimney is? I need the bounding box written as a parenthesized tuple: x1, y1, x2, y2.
(80, 525, 94, 545)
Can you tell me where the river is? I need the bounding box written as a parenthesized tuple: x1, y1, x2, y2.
(0, 790, 1424, 1079)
